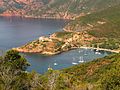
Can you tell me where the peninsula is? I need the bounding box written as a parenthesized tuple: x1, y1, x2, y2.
(13, 5, 120, 55)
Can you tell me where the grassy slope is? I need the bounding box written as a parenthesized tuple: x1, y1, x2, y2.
(38, 5, 120, 89)
(15, 5, 120, 54)
(64, 5, 120, 50)
(40, 53, 120, 90)
(28, 0, 120, 18)
(1, 50, 120, 90)
(34, 0, 120, 14)
(66, 5, 120, 38)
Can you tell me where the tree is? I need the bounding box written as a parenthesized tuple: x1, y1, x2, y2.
(0, 50, 43, 90)
(4, 50, 30, 71)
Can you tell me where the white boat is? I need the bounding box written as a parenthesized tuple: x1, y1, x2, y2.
(85, 47, 88, 50)
(48, 65, 53, 70)
(78, 60, 84, 63)
(78, 51, 81, 53)
(72, 62, 78, 65)
(91, 49, 93, 51)
(79, 56, 84, 63)
(96, 49, 99, 51)
(54, 63, 58, 66)
(48, 67, 53, 70)
(84, 50, 88, 55)
(84, 53, 87, 55)
(95, 52, 101, 55)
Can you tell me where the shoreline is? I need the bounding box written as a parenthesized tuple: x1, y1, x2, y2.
(12, 47, 77, 56)
(13, 46, 119, 56)
(4, 15, 119, 55)
(0, 15, 73, 20)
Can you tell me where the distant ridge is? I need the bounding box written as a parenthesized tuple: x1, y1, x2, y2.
(0, 0, 120, 19)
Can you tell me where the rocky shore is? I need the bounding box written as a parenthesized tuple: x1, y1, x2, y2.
(0, 13, 74, 20)
(13, 31, 98, 55)
(13, 29, 120, 55)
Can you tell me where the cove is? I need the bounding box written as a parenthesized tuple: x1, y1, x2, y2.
(0, 17, 111, 74)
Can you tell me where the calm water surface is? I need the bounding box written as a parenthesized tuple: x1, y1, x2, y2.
(0, 17, 111, 74)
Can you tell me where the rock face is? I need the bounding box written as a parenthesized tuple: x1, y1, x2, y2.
(0, 0, 44, 17)
(1, 0, 120, 19)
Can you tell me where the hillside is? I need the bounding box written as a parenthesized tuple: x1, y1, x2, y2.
(65, 5, 120, 38)
(0, 0, 45, 17)
(14, 5, 120, 55)
(0, 0, 120, 19)
(64, 5, 120, 50)
(35, 0, 120, 19)
(0, 50, 120, 90)
(43, 53, 120, 90)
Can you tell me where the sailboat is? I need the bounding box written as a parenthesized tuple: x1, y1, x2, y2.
(72, 57, 78, 65)
(84, 50, 88, 55)
(78, 56, 84, 63)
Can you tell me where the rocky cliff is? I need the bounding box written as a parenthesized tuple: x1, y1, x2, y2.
(1, 0, 120, 19)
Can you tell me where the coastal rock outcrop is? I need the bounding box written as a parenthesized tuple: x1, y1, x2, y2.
(13, 31, 96, 55)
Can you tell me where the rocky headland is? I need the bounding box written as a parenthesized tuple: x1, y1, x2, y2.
(13, 31, 97, 55)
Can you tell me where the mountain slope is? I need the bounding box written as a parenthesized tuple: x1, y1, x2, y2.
(0, 50, 120, 90)
(36, 0, 120, 19)
(0, 0, 45, 16)
(0, 0, 120, 19)
(65, 4, 120, 38)
(64, 4, 120, 50)
(14, 5, 120, 55)
(46, 53, 120, 90)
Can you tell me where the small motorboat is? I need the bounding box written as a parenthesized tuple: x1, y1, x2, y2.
(78, 60, 84, 63)
(95, 52, 101, 55)
(84, 53, 88, 55)
(54, 63, 58, 66)
(72, 62, 78, 65)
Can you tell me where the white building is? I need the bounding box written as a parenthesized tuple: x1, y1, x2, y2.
(39, 36, 52, 42)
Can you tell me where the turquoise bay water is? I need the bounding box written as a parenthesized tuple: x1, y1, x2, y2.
(0, 17, 111, 74)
